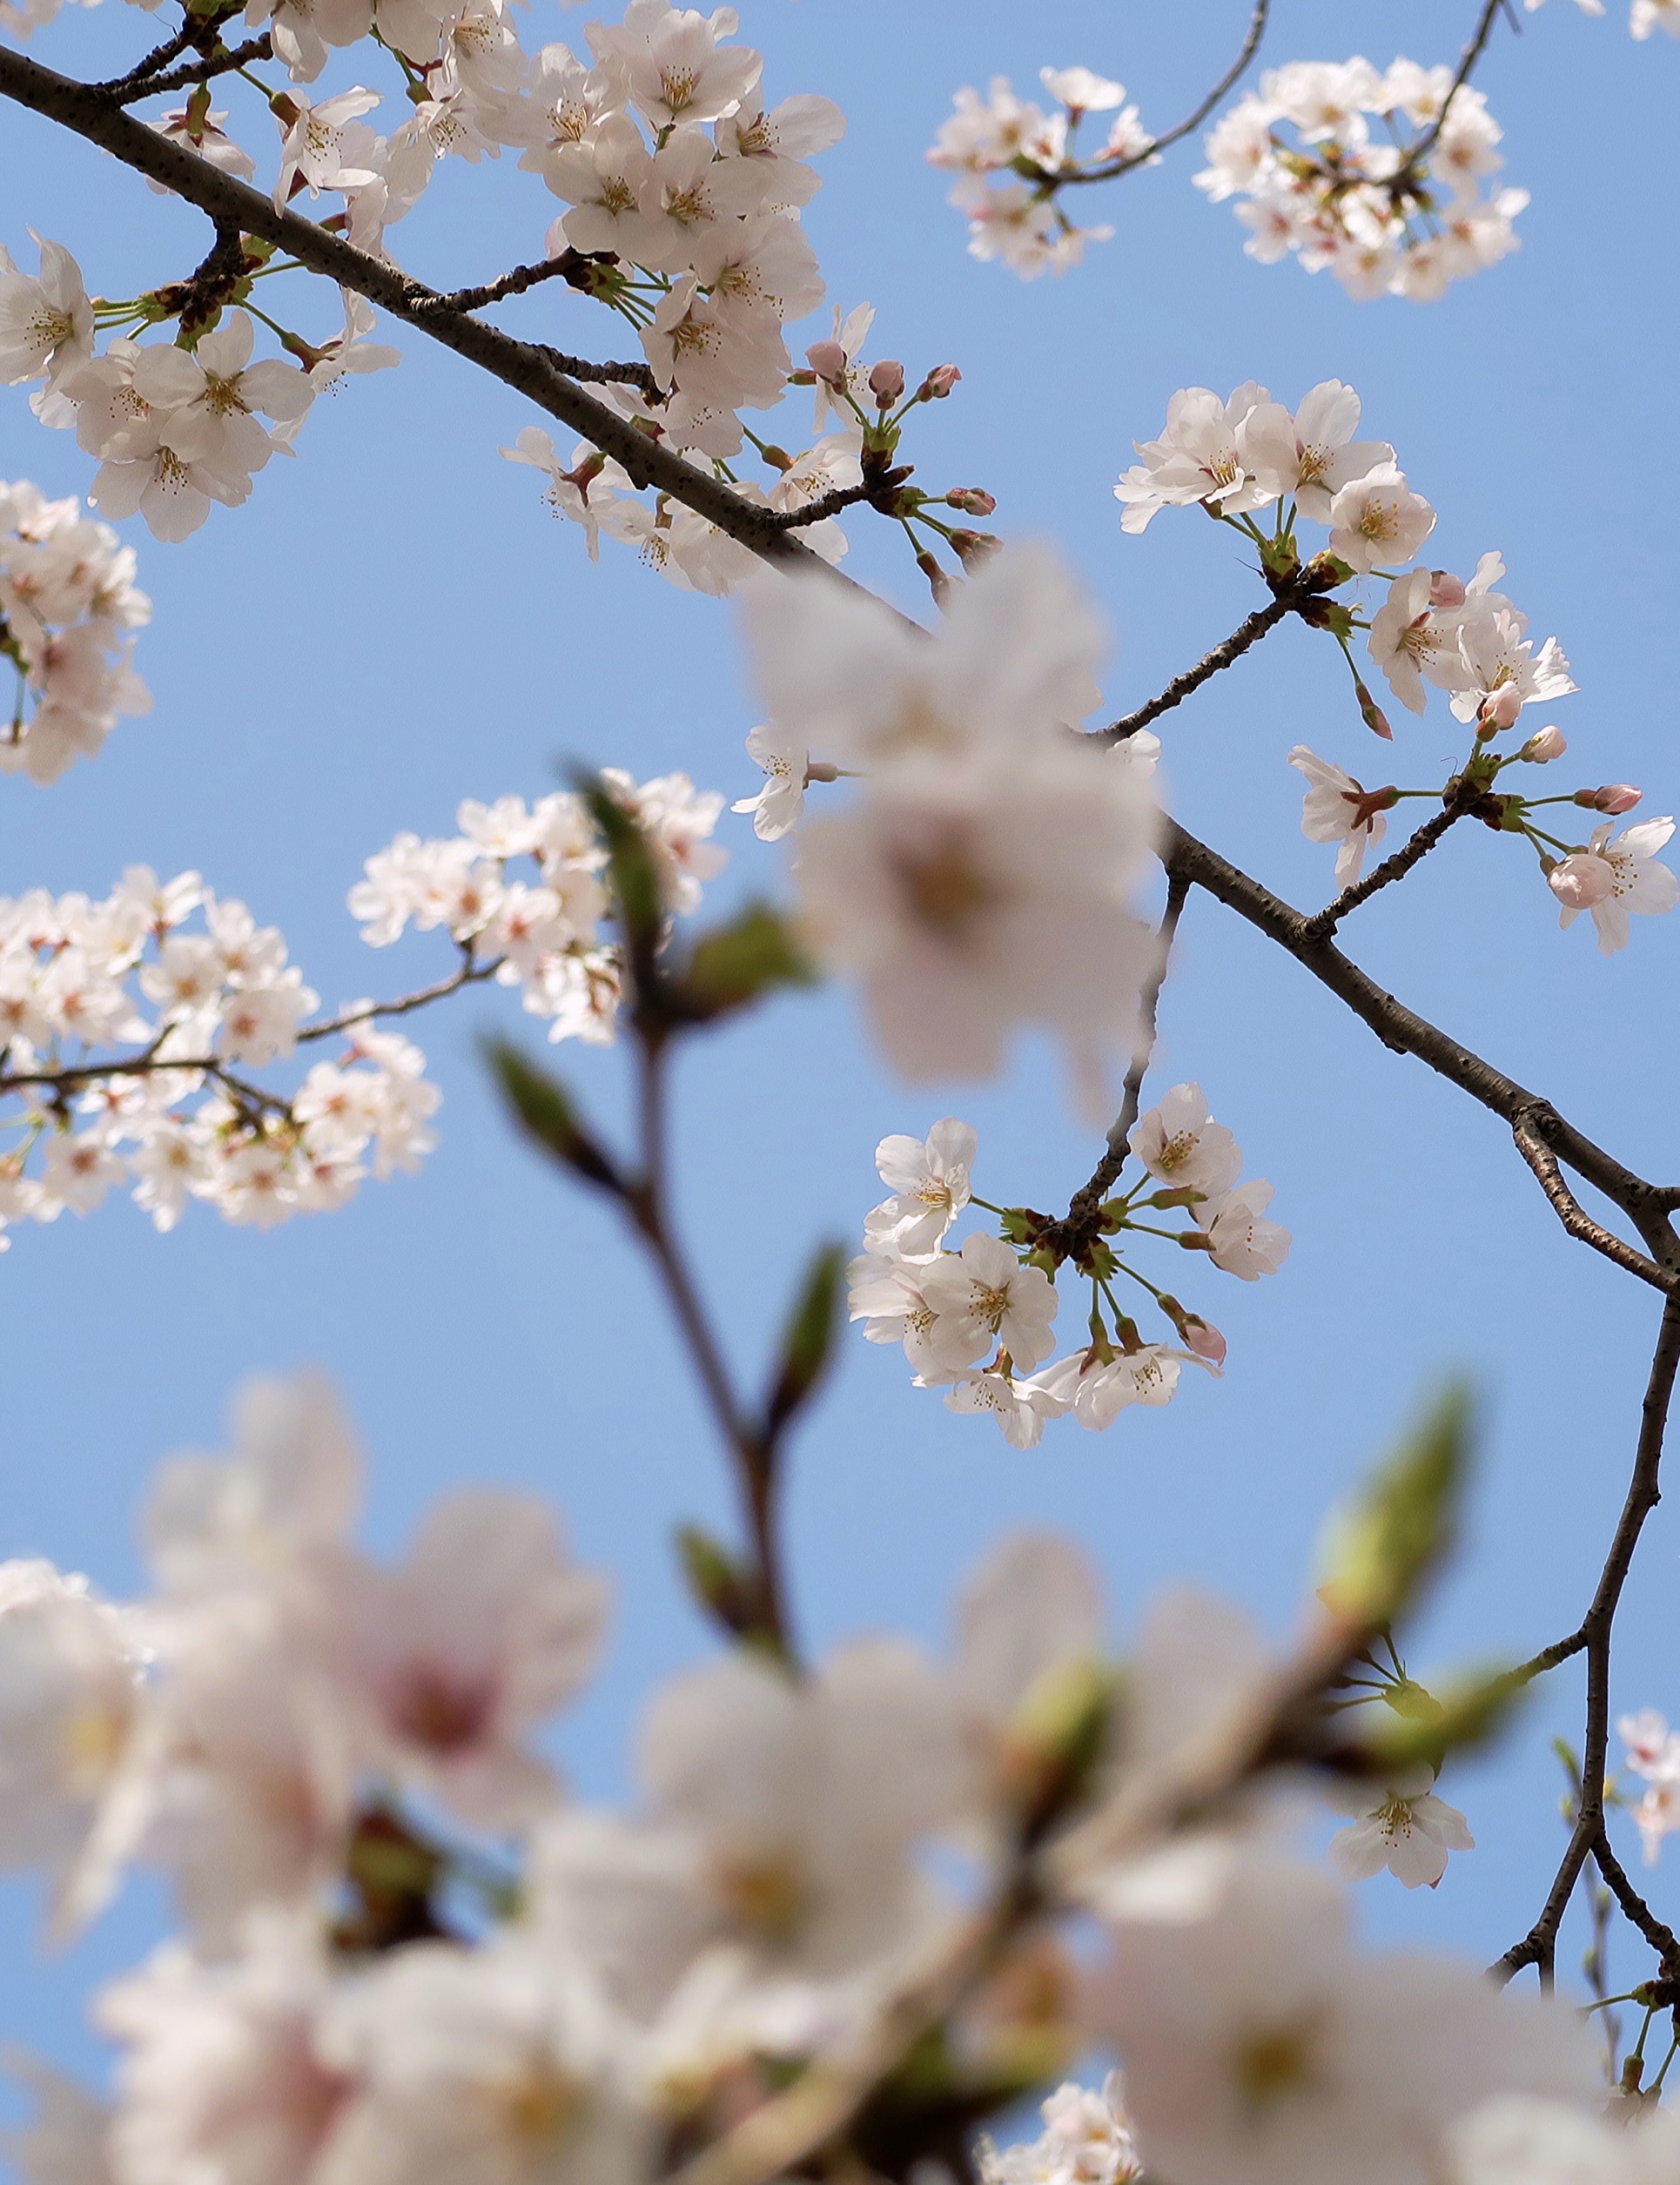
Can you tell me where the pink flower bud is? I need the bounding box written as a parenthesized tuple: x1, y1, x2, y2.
(1428, 569, 1467, 609)
(1354, 680, 1392, 741)
(1183, 1317, 1227, 1367)
(1519, 726, 1566, 763)
(951, 528, 1003, 570)
(868, 360, 905, 405)
(1589, 783, 1643, 816)
(804, 340, 847, 383)
(1548, 854, 1616, 911)
(921, 364, 962, 399)
(946, 487, 998, 515)
(1481, 684, 1524, 732)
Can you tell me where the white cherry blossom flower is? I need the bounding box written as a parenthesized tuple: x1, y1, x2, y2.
(1289, 746, 1389, 888)
(1327, 465, 1436, 574)
(1327, 1765, 1475, 1888)
(1552, 817, 1678, 954)
(1198, 1180, 1291, 1279)
(1128, 1083, 1241, 1202)
(1085, 1850, 1598, 2185)
(977, 2075, 1142, 2185)
(920, 1231, 1058, 1372)
(587, 0, 763, 131)
(731, 723, 810, 840)
(864, 1118, 977, 1256)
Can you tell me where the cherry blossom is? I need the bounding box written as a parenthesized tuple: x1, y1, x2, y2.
(1198, 1180, 1292, 1280)
(978, 2075, 1143, 2185)
(1289, 746, 1391, 889)
(1550, 817, 1679, 953)
(1128, 1083, 1241, 1204)
(920, 1231, 1059, 1373)
(1325, 1765, 1475, 1889)
(1085, 1850, 1598, 2185)
(863, 1118, 977, 1257)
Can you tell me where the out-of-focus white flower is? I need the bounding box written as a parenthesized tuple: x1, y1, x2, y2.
(1085, 1849, 1599, 2185)
(1446, 2094, 1680, 2184)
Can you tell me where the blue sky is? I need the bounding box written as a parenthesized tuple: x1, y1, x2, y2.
(1, 0, 1677, 2094)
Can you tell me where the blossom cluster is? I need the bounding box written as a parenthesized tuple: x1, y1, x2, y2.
(0, 869, 439, 1243)
(1195, 57, 1528, 302)
(0, 1380, 1618, 2185)
(738, 542, 1160, 1094)
(350, 772, 725, 1045)
(925, 68, 1150, 278)
(0, 475, 151, 783)
(848, 1091, 1287, 1450)
(0, 239, 328, 541)
(1118, 376, 1680, 952)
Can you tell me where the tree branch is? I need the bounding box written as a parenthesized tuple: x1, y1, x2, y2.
(1299, 793, 1475, 946)
(1493, 1299, 1680, 1986)
(111, 33, 273, 101)
(1409, 0, 1511, 164)
(1049, 871, 1190, 1253)
(1512, 1113, 1677, 1296)
(1098, 593, 1297, 745)
(0, 42, 856, 583)
(1160, 816, 1680, 1269)
(1060, 0, 1271, 184)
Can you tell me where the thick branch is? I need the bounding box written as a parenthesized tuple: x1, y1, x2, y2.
(0, 43, 849, 582)
(1099, 594, 1296, 745)
(1161, 816, 1680, 1269)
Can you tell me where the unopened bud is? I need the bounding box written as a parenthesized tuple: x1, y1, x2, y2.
(1354, 679, 1392, 741)
(945, 487, 997, 515)
(916, 549, 954, 608)
(804, 340, 847, 383)
(1518, 726, 1566, 763)
(756, 444, 794, 473)
(868, 359, 905, 406)
(1428, 570, 1467, 609)
(1548, 854, 1615, 911)
(1480, 684, 1524, 732)
(1183, 1316, 1228, 1367)
(950, 528, 1003, 571)
(920, 363, 962, 398)
(1576, 783, 1643, 815)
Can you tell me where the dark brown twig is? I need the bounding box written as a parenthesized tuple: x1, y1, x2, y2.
(111, 33, 273, 102)
(1099, 595, 1297, 746)
(1492, 1301, 1680, 1985)
(1051, 871, 1190, 1252)
(1058, 0, 1272, 184)
(1409, 0, 1511, 164)
(1299, 793, 1475, 945)
(1512, 1113, 1677, 1296)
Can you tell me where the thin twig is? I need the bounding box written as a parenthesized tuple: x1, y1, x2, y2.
(1052, 872, 1190, 1248)
(628, 1038, 791, 1656)
(1299, 795, 1474, 945)
(1160, 816, 1680, 1270)
(1494, 1301, 1680, 1984)
(1098, 594, 1297, 745)
(1512, 1113, 1677, 1296)
(1409, 0, 1510, 164)
(1594, 1832, 1680, 1973)
(111, 34, 273, 102)
(92, 4, 239, 94)
(1061, 0, 1272, 184)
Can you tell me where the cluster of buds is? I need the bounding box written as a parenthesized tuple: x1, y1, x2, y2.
(795, 345, 999, 602)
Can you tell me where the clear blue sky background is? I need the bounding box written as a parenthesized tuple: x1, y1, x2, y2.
(0, 0, 1677, 2101)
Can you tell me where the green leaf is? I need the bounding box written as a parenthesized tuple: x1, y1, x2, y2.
(1316, 1385, 1472, 1633)
(485, 1041, 622, 1194)
(576, 774, 664, 968)
(675, 1523, 758, 1637)
(681, 902, 816, 1022)
(764, 1241, 846, 1437)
